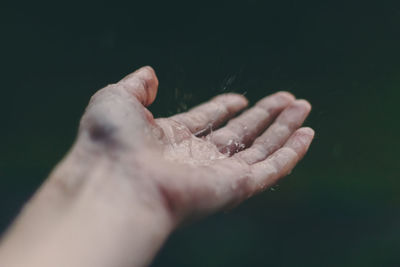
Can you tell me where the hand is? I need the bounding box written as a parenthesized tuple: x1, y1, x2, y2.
(0, 66, 314, 267)
(79, 66, 314, 223)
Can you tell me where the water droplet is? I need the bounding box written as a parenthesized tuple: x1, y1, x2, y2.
(270, 184, 280, 192)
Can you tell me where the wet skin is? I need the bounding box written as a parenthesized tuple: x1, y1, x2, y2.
(0, 66, 314, 267)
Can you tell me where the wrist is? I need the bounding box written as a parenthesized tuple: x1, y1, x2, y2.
(47, 141, 174, 266)
(1, 140, 174, 267)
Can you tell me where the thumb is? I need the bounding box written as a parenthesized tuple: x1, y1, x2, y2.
(118, 66, 159, 107)
(78, 66, 159, 148)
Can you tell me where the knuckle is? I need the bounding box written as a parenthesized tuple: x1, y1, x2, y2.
(89, 84, 121, 104)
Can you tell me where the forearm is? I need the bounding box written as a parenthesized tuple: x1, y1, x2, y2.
(0, 66, 314, 267)
(0, 140, 173, 267)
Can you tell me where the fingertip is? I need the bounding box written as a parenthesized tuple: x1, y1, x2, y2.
(137, 66, 158, 85)
(274, 91, 296, 102)
(140, 65, 156, 73)
(284, 127, 314, 155)
(120, 66, 159, 106)
(294, 99, 312, 112)
(297, 127, 315, 137)
(135, 66, 159, 103)
(256, 91, 294, 109)
(215, 93, 249, 108)
(235, 93, 249, 107)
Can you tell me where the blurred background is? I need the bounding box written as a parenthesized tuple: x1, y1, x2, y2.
(1, 1, 399, 266)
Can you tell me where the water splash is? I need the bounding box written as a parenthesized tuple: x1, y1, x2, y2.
(270, 184, 280, 192)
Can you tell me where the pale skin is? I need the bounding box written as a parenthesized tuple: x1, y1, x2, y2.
(0, 66, 314, 267)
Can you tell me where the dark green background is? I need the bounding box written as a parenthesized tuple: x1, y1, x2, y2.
(1, 1, 399, 266)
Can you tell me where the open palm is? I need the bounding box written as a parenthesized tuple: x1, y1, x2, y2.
(80, 66, 314, 223)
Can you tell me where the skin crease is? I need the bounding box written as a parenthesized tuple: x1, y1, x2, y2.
(0, 66, 314, 267)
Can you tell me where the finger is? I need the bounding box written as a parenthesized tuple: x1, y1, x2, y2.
(248, 127, 314, 194)
(236, 99, 311, 164)
(171, 93, 248, 136)
(210, 92, 295, 155)
(196, 127, 314, 214)
(118, 66, 159, 106)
